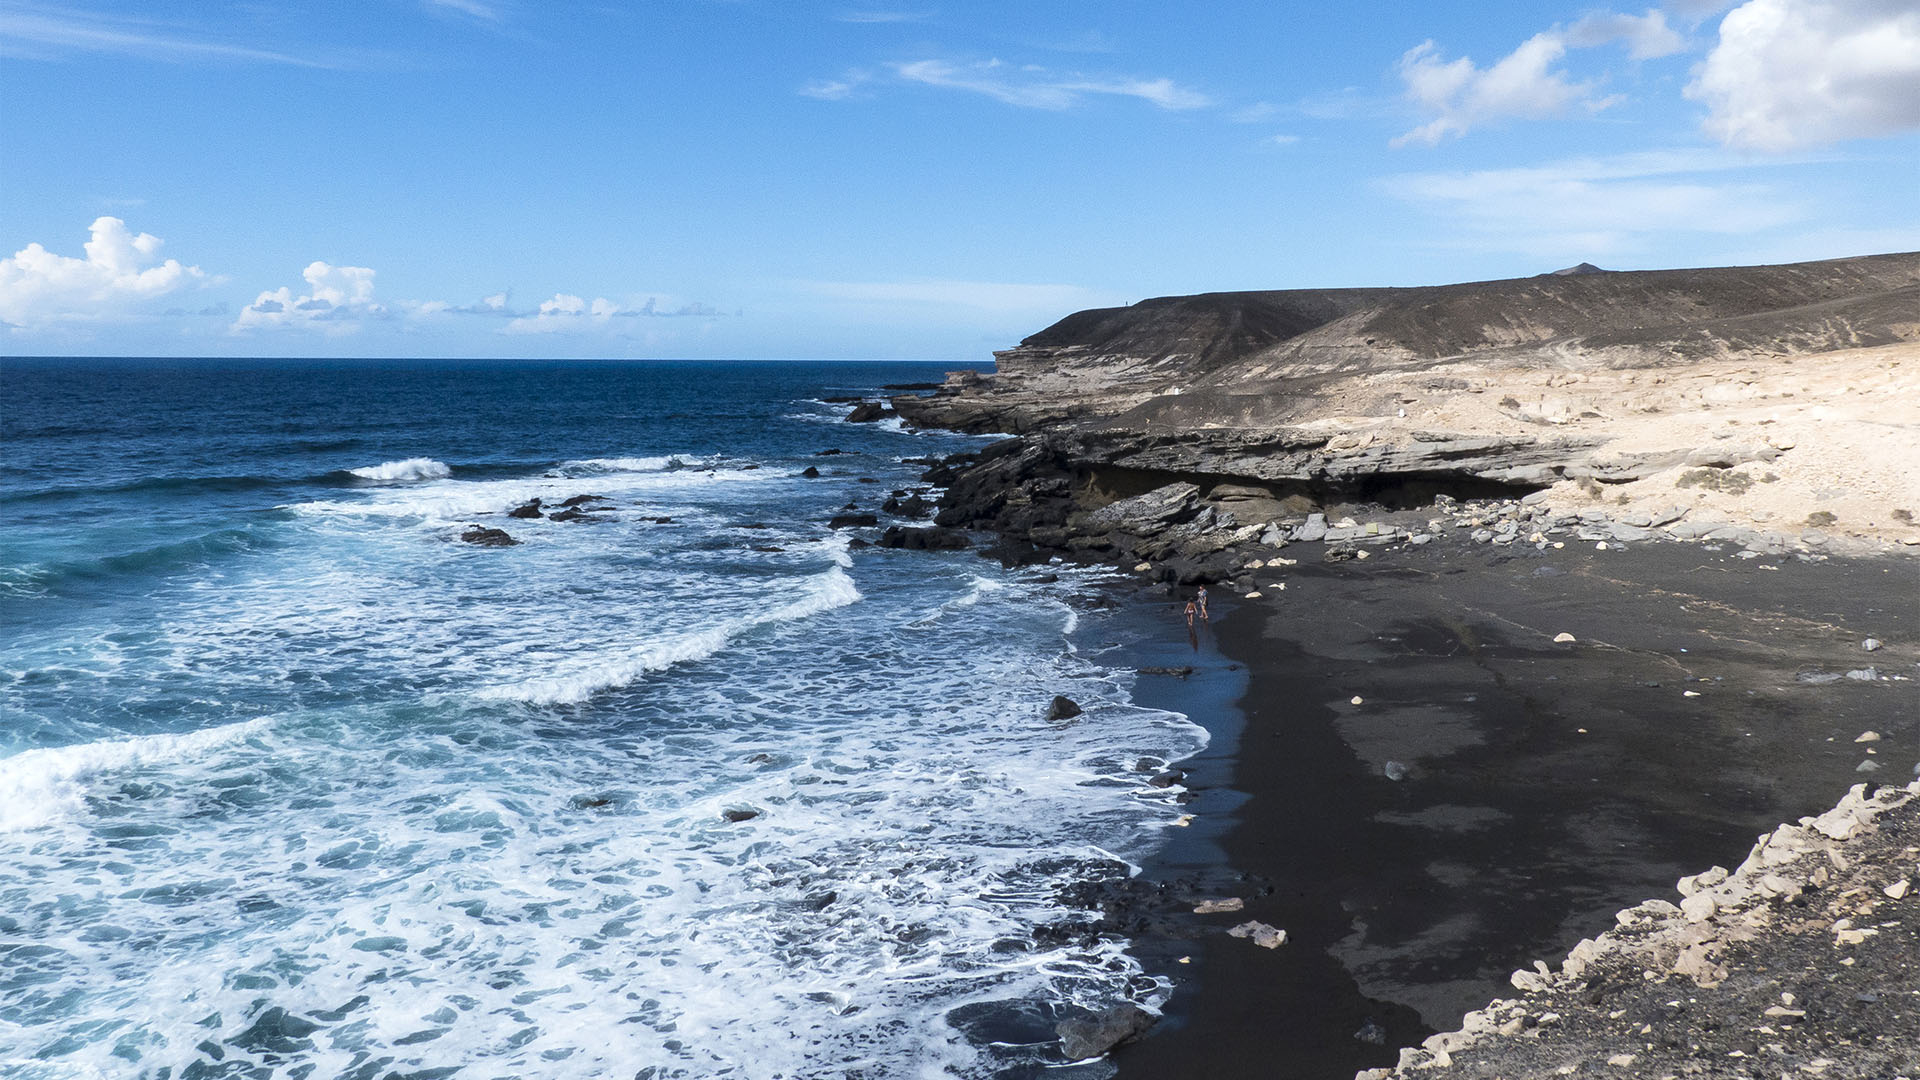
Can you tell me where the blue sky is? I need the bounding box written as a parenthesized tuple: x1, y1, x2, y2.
(2, 0, 1917, 359)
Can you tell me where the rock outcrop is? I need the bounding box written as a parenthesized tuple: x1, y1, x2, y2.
(897, 253, 1920, 556)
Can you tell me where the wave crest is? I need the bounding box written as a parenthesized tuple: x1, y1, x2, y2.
(481, 567, 862, 705)
(349, 458, 452, 482)
(0, 718, 271, 832)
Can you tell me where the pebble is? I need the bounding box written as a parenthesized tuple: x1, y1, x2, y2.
(1856, 731, 1882, 743)
(1245, 591, 1262, 599)
(1683, 690, 1702, 697)
(1885, 879, 1912, 900)
(1193, 897, 1245, 914)
(1862, 638, 1882, 651)
(1553, 632, 1576, 643)
(1350, 696, 1364, 705)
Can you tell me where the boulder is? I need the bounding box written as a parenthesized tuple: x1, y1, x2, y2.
(1082, 483, 1201, 533)
(828, 513, 878, 529)
(845, 402, 893, 423)
(459, 526, 518, 547)
(1045, 695, 1083, 722)
(507, 499, 543, 519)
(558, 494, 607, 507)
(1293, 513, 1329, 542)
(1056, 1003, 1156, 1061)
(800, 466, 821, 478)
(877, 526, 971, 550)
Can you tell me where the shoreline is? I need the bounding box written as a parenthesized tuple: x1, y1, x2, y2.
(1086, 537, 1915, 1078)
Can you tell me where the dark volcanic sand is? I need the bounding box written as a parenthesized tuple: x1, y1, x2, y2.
(1111, 540, 1917, 1079)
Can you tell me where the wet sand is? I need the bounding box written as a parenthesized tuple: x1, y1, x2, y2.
(1112, 540, 1918, 1078)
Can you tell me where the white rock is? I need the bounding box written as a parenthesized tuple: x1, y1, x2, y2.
(1133, 562, 1151, 572)
(1350, 696, 1364, 706)
(1193, 897, 1245, 914)
(1857, 731, 1882, 743)
(1226, 920, 1287, 948)
(1607, 1054, 1638, 1067)
(1245, 591, 1263, 599)
(1885, 878, 1912, 900)
(1683, 690, 1702, 698)
(1596, 541, 1610, 550)
(1680, 892, 1717, 922)
(1553, 632, 1576, 643)
(1862, 638, 1882, 651)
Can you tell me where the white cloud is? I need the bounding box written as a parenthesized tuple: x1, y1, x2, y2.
(1567, 8, 1687, 59)
(1392, 8, 1699, 146)
(232, 261, 385, 334)
(885, 59, 1210, 110)
(502, 293, 726, 334)
(0, 5, 325, 66)
(1688, 0, 1920, 150)
(0, 216, 208, 327)
(1266, 133, 1303, 147)
(1392, 33, 1593, 146)
(425, 0, 501, 20)
(802, 71, 870, 100)
(1380, 150, 1807, 256)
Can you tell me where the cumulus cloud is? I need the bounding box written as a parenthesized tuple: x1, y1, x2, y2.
(1380, 149, 1806, 256)
(1392, 9, 1691, 146)
(232, 261, 385, 333)
(1567, 8, 1687, 59)
(1688, 0, 1920, 150)
(1392, 33, 1593, 146)
(0, 216, 208, 327)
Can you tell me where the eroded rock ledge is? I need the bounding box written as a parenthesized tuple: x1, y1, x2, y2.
(1359, 780, 1920, 1080)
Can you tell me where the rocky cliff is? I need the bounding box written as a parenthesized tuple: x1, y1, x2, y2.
(896, 252, 1920, 571)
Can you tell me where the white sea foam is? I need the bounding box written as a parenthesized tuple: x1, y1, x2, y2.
(0, 718, 270, 832)
(347, 457, 451, 482)
(560, 455, 689, 473)
(479, 566, 862, 704)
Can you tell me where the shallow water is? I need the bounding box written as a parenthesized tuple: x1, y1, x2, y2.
(0, 358, 1207, 1078)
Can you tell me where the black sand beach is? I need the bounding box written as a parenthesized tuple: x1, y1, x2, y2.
(1109, 540, 1917, 1078)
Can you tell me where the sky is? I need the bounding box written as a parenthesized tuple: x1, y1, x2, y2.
(2, 0, 1917, 360)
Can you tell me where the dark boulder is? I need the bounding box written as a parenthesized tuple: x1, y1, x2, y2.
(847, 537, 873, 549)
(828, 513, 878, 529)
(558, 494, 607, 507)
(549, 507, 602, 523)
(845, 401, 893, 423)
(1045, 695, 1083, 722)
(815, 448, 845, 456)
(460, 526, 518, 547)
(721, 808, 761, 823)
(507, 499, 543, 519)
(800, 466, 821, 478)
(1056, 1003, 1156, 1061)
(882, 493, 933, 518)
(877, 526, 971, 550)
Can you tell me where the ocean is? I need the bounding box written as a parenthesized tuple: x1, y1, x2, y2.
(0, 358, 1207, 1079)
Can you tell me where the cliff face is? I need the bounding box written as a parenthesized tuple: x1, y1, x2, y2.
(895, 253, 1920, 569)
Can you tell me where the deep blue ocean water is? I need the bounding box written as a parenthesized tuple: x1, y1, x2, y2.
(0, 358, 1205, 1078)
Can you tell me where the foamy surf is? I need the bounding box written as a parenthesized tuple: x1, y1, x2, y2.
(348, 457, 451, 482)
(480, 566, 862, 705)
(0, 718, 271, 832)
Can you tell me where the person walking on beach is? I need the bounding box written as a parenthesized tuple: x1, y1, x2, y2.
(1196, 585, 1209, 622)
(1185, 599, 1199, 628)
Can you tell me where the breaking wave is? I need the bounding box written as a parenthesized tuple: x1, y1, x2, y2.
(347, 458, 452, 482)
(0, 718, 271, 833)
(479, 567, 862, 705)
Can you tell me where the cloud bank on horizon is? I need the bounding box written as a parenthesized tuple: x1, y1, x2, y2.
(1, 0, 1915, 358)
